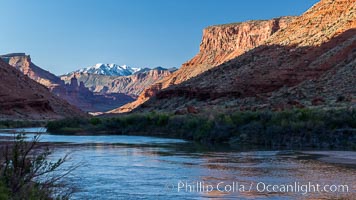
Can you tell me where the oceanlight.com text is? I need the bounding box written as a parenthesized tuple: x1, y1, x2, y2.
(165, 181, 351, 196)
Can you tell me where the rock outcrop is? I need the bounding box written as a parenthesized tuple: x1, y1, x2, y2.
(110, 17, 295, 113)
(1, 54, 134, 112)
(1, 54, 63, 89)
(164, 17, 294, 87)
(60, 67, 173, 98)
(115, 0, 356, 113)
(61, 75, 134, 112)
(0, 58, 85, 120)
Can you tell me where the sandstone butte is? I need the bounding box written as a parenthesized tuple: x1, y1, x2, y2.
(109, 16, 295, 113)
(0, 57, 86, 120)
(109, 0, 355, 114)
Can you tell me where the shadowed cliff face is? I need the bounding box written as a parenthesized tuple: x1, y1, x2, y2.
(0, 58, 86, 120)
(110, 17, 295, 113)
(1, 54, 135, 112)
(113, 0, 356, 113)
(164, 30, 355, 98)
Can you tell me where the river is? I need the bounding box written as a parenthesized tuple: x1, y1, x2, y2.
(0, 128, 355, 199)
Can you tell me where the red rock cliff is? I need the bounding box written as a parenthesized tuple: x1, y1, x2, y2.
(162, 17, 294, 88)
(0, 58, 86, 120)
(146, 0, 356, 112)
(2, 53, 63, 88)
(110, 17, 295, 113)
(2, 54, 137, 112)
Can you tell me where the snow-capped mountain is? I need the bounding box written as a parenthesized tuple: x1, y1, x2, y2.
(69, 63, 142, 76)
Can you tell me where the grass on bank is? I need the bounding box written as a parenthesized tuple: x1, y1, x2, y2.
(46, 108, 356, 149)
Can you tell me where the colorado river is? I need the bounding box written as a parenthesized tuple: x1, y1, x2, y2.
(0, 128, 355, 199)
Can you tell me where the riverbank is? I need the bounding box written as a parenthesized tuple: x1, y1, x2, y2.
(46, 108, 356, 149)
(0, 120, 46, 129)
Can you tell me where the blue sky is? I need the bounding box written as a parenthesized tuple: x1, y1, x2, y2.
(0, 0, 319, 75)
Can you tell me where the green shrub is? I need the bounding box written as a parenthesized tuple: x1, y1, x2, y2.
(89, 118, 102, 126)
(0, 133, 76, 199)
(194, 120, 214, 140)
(0, 120, 44, 129)
(44, 108, 356, 148)
(156, 114, 170, 126)
(184, 117, 200, 130)
(47, 117, 89, 132)
(0, 181, 9, 200)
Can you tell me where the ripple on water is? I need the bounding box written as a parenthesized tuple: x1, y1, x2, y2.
(1, 129, 355, 199)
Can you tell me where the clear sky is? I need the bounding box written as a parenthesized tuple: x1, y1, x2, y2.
(0, 0, 319, 75)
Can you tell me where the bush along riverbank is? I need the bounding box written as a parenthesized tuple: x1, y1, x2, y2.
(0, 120, 46, 129)
(46, 108, 356, 149)
(0, 133, 76, 199)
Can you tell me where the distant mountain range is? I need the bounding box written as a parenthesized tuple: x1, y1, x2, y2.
(0, 54, 174, 113)
(61, 66, 175, 98)
(67, 63, 142, 76)
(66, 63, 176, 77)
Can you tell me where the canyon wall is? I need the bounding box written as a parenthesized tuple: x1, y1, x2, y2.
(140, 0, 356, 112)
(111, 17, 295, 113)
(166, 17, 294, 87)
(0, 58, 85, 120)
(1, 53, 63, 89)
(1, 54, 134, 112)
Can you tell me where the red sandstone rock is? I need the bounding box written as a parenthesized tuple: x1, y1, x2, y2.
(1, 54, 135, 112)
(135, 0, 355, 112)
(187, 106, 199, 114)
(0, 58, 86, 120)
(312, 97, 326, 106)
(111, 17, 295, 113)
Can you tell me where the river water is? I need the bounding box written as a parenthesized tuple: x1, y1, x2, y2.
(0, 128, 355, 199)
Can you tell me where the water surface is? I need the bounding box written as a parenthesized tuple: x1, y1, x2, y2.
(0, 129, 355, 199)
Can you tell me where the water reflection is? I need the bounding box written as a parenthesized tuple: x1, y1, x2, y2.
(0, 130, 355, 199)
(56, 143, 355, 199)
